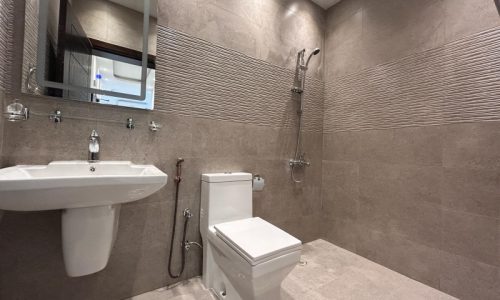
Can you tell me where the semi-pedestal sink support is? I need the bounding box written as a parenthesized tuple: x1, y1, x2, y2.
(0, 161, 167, 277)
(62, 205, 121, 276)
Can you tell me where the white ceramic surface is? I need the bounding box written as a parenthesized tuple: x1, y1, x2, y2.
(0, 161, 167, 277)
(200, 172, 301, 300)
(0, 161, 168, 211)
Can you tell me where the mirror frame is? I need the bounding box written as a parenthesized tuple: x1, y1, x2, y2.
(35, 0, 151, 101)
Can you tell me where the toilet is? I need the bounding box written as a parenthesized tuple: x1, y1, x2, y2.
(200, 172, 302, 300)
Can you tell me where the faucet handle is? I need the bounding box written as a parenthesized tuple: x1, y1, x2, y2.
(90, 130, 99, 138)
(90, 130, 100, 143)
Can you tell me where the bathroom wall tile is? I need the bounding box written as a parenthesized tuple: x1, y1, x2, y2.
(254, 127, 297, 160)
(164, 0, 261, 59)
(442, 0, 500, 44)
(498, 222, 500, 262)
(326, 5, 362, 53)
(0, 89, 4, 165)
(324, 26, 500, 133)
(391, 126, 443, 166)
(356, 228, 442, 288)
(325, 0, 363, 30)
(361, 0, 446, 69)
(322, 129, 359, 163)
(357, 162, 443, 249)
(397, 164, 442, 206)
(277, 213, 322, 243)
(441, 167, 500, 218)
(157, 0, 325, 78)
(357, 129, 396, 164)
(253, 159, 294, 224)
(356, 127, 443, 166)
(321, 161, 359, 221)
(155, 26, 324, 132)
(358, 162, 400, 200)
(442, 122, 500, 171)
(324, 8, 363, 79)
(322, 0, 500, 298)
(439, 252, 500, 300)
(326, 37, 366, 80)
(441, 209, 499, 267)
(0, 210, 74, 299)
(357, 194, 442, 251)
(0, 0, 13, 90)
(258, 0, 325, 79)
(321, 216, 358, 252)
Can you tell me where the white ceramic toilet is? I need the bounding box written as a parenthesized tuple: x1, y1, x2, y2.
(200, 172, 302, 300)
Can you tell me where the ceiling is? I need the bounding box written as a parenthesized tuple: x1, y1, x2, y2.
(108, 0, 158, 17)
(310, 0, 342, 9)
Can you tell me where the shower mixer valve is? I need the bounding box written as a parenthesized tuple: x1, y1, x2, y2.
(289, 153, 311, 168)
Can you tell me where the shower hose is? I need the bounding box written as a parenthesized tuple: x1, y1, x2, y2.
(167, 158, 189, 278)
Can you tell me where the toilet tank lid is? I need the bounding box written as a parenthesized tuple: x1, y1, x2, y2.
(201, 172, 252, 182)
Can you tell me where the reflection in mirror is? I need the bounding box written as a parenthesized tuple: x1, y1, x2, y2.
(22, 0, 157, 110)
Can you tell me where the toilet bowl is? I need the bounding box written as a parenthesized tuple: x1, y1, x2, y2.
(200, 173, 302, 300)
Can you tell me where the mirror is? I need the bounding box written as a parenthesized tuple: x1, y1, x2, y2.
(22, 0, 157, 110)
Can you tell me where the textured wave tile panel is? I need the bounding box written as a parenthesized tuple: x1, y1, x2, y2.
(324, 27, 500, 133)
(21, 0, 40, 95)
(0, 0, 14, 90)
(155, 26, 324, 132)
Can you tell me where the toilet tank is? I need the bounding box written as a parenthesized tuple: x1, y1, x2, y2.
(200, 172, 252, 233)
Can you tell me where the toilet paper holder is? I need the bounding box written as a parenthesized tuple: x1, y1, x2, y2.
(252, 174, 265, 191)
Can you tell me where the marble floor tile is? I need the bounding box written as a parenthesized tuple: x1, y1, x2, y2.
(129, 239, 457, 300)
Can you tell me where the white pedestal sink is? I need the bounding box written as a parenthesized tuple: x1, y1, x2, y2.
(0, 161, 168, 277)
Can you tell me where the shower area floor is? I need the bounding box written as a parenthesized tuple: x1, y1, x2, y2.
(129, 239, 456, 300)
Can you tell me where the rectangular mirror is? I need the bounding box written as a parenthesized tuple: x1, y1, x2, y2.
(22, 0, 157, 110)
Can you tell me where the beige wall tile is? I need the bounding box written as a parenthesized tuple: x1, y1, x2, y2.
(323, 131, 360, 162)
(441, 167, 500, 218)
(158, 0, 325, 78)
(441, 209, 498, 267)
(321, 160, 359, 220)
(440, 252, 500, 300)
(442, 122, 500, 170)
(355, 228, 442, 288)
(443, 0, 500, 44)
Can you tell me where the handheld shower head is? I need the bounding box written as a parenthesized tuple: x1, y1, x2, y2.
(305, 48, 320, 67)
(291, 47, 320, 94)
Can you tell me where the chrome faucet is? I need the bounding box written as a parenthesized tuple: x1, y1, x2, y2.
(88, 130, 100, 162)
(289, 152, 311, 168)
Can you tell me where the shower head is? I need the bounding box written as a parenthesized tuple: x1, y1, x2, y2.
(305, 48, 320, 67)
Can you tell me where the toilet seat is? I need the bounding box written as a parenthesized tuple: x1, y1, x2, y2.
(214, 217, 302, 266)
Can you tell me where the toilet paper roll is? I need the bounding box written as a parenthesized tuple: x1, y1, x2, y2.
(252, 176, 265, 191)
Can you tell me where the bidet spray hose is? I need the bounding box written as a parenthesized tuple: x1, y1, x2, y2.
(167, 158, 187, 278)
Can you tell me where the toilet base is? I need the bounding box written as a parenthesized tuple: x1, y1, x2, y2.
(203, 232, 300, 300)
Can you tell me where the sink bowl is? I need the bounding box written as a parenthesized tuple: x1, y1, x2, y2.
(0, 161, 168, 277)
(0, 161, 168, 211)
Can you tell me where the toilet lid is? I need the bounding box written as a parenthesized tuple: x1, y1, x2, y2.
(214, 217, 302, 265)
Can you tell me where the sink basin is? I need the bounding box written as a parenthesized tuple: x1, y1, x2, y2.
(0, 161, 168, 211)
(0, 161, 168, 277)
